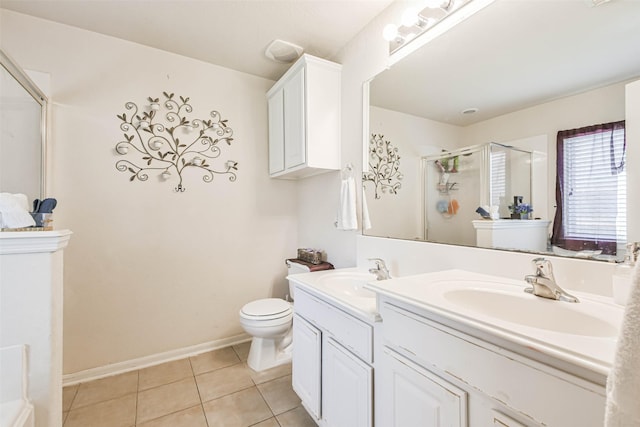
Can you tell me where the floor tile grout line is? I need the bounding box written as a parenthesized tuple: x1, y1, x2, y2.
(134, 369, 139, 426)
(188, 356, 211, 427)
(254, 381, 277, 418)
(136, 404, 205, 426)
(66, 391, 139, 414)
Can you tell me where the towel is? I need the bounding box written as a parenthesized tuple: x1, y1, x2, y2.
(605, 261, 640, 426)
(335, 175, 358, 230)
(0, 193, 36, 229)
(362, 191, 372, 230)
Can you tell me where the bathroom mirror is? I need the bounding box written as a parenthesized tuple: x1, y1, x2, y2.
(0, 49, 47, 203)
(364, 0, 640, 261)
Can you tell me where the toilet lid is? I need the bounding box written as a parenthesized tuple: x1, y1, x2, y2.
(241, 298, 291, 317)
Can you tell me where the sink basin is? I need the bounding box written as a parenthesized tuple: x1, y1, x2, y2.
(315, 272, 377, 299)
(443, 286, 618, 337)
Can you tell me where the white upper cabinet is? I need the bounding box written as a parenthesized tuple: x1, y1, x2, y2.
(267, 54, 341, 178)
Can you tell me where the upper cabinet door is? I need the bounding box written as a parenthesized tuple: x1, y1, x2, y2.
(283, 67, 306, 170)
(268, 89, 285, 175)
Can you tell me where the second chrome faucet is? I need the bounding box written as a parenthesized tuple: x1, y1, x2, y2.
(368, 258, 391, 281)
(524, 257, 579, 303)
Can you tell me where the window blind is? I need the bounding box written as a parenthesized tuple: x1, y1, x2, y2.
(562, 126, 626, 244)
(490, 150, 506, 207)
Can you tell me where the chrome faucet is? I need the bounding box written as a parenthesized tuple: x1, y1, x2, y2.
(368, 258, 391, 280)
(524, 258, 579, 303)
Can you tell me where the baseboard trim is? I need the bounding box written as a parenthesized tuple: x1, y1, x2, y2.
(62, 333, 251, 386)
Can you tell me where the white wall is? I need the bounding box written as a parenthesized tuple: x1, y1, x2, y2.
(626, 79, 640, 244)
(1, 10, 298, 375)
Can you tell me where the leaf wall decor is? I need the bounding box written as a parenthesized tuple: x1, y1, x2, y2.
(114, 92, 238, 192)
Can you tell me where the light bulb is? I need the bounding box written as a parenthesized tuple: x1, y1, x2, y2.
(150, 140, 163, 149)
(192, 157, 203, 166)
(401, 8, 420, 27)
(425, 0, 445, 8)
(150, 102, 160, 111)
(117, 145, 129, 154)
(161, 171, 171, 180)
(382, 24, 399, 42)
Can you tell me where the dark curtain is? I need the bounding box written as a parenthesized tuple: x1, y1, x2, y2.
(551, 120, 625, 255)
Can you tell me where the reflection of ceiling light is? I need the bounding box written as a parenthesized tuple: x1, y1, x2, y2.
(461, 107, 479, 115)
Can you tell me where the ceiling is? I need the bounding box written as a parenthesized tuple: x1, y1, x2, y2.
(370, 0, 640, 126)
(0, 0, 394, 81)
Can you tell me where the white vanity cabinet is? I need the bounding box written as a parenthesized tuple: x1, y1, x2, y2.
(267, 54, 341, 179)
(292, 286, 373, 427)
(375, 297, 607, 427)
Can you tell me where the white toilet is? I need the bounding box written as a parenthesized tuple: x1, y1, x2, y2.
(239, 260, 309, 371)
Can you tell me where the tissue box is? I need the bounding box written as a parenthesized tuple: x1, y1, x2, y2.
(297, 248, 323, 265)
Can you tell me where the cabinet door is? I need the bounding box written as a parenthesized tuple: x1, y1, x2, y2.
(323, 338, 372, 427)
(283, 67, 306, 170)
(380, 347, 467, 427)
(267, 89, 284, 174)
(292, 314, 321, 420)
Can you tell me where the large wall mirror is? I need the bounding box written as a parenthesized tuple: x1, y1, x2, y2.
(0, 49, 47, 203)
(364, 0, 640, 262)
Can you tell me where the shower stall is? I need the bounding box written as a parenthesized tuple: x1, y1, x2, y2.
(422, 142, 533, 245)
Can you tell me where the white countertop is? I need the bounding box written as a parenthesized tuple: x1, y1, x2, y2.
(287, 268, 381, 323)
(366, 269, 623, 383)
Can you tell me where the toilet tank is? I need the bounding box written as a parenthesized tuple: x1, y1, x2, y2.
(286, 260, 310, 300)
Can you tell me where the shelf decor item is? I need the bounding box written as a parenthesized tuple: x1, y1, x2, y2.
(363, 133, 403, 199)
(510, 202, 533, 219)
(115, 92, 238, 192)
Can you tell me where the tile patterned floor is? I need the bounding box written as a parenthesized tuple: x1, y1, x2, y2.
(62, 342, 317, 427)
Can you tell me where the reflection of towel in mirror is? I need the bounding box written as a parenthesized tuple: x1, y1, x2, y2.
(0, 193, 36, 229)
(336, 175, 358, 231)
(362, 190, 371, 230)
(605, 261, 640, 426)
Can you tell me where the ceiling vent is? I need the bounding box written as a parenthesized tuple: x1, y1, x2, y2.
(265, 40, 304, 63)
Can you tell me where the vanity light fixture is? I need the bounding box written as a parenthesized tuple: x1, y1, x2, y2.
(384, 0, 490, 55)
(115, 92, 238, 192)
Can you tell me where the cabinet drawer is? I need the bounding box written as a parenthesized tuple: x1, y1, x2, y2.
(380, 301, 605, 426)
(294, 288, 373, 363)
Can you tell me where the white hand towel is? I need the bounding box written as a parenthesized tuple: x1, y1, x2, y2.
(362, 190, 372, 230)
(335, 175, 358, 231)
(605, 261, 640, 426)
(0, 193, 36, 229)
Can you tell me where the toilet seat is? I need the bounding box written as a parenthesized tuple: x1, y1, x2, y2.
(240, 298, 292, 321)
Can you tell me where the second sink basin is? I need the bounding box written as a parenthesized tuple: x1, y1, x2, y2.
(315, 272, 377, 299)
(443, 285, 618, 337)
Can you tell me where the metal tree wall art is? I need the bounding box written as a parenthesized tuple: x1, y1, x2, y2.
(363, 133, 403, 199)
(115, 92, 238, 192)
